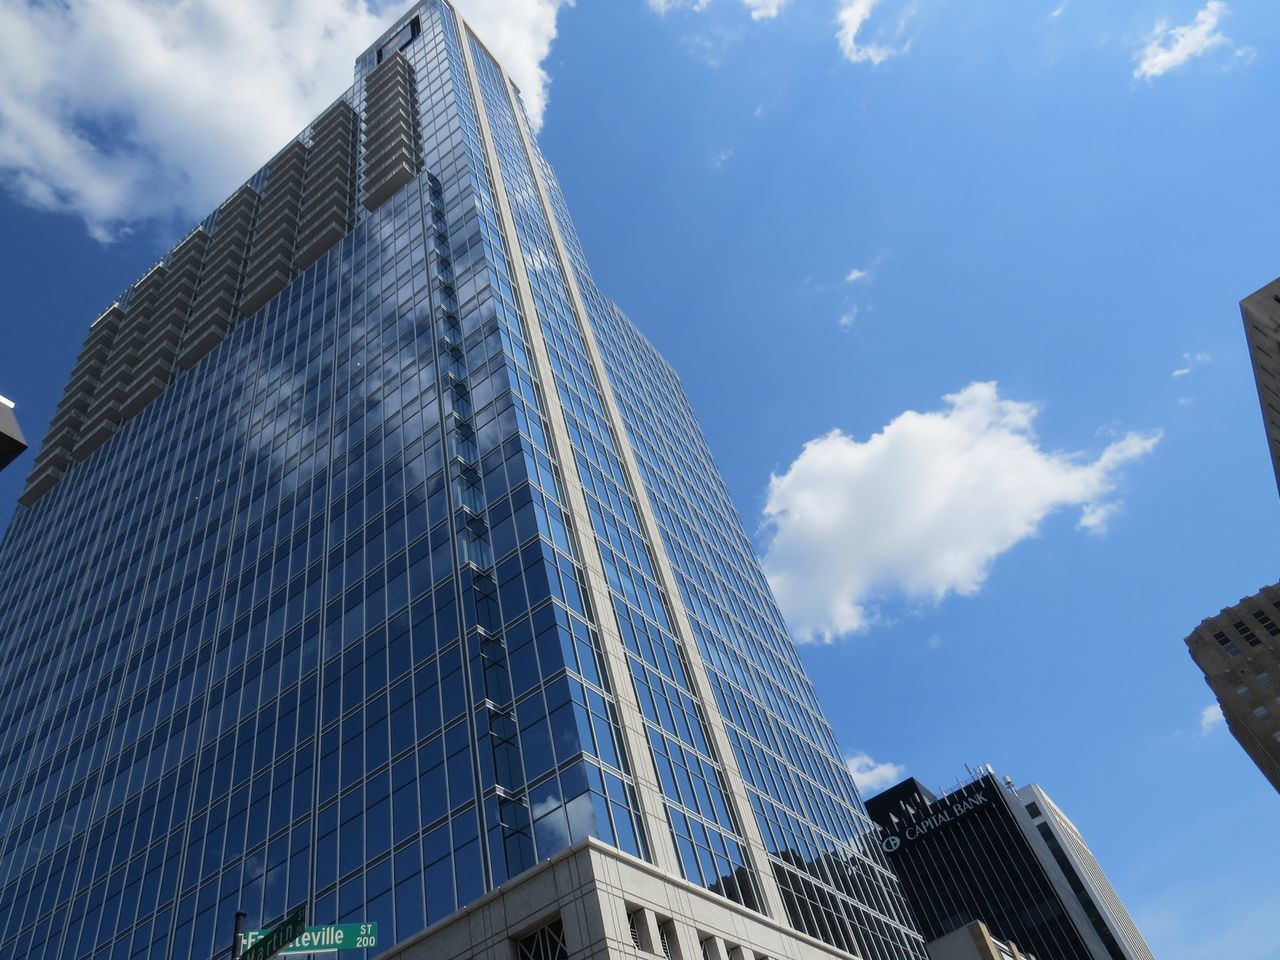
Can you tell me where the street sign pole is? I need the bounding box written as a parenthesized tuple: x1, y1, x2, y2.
(239, 904, 308, 960)
(232, 911, 247, 960)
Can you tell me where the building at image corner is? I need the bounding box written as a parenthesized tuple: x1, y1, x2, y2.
(865, 768, 1156, 960)
(0, 4, 925, 960)
(1241, 275, 1280, 497)
(1185, 276, 1280, 796)
(1184, 585, 1280, 793)
(0, 396, 26, 472)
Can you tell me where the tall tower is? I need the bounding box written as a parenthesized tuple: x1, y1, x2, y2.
(0, 5, 924, 960)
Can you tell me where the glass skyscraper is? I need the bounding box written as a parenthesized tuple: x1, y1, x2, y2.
(0, 5, 924, 960)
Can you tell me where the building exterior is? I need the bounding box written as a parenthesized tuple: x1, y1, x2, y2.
(0, 396, 26, 471)
(925, 922, 1035, 960)
(346, 837, 889, 960)
(1187, 277, 1280, 794)
(865, 769, 1156, 960)
(0, 5, 924, 960)
(1241, 277, 1280, 496)
(1184, 586, 1280, 792)
(1012, 787, 1151, 960)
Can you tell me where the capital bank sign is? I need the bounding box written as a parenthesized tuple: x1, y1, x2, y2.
(880, 790, 990, 853)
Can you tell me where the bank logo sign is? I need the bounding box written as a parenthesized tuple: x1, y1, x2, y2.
(880, 789, 990, 852)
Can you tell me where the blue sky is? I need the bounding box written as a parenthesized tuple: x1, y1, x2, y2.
(1, 1, 1278, 958)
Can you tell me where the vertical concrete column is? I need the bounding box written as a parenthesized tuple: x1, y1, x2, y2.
(452, 15, 682, 881)
(494, 36, 788, 927)
(702, 936, 730, 960)
(634, 909, 662, 955)
(665, 921, 700, 960)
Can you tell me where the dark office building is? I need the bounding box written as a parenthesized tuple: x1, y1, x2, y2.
(0, 3, 923, 960)
(866, 769, 1155, 960)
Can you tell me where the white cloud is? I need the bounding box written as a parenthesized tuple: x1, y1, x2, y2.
(1232, 45, 1257, 69)
(1134, 1, 1232, 81)
(840, 260, 879, 327)
(1078, 501, 1119, 535)
(1171, 351, 1212, 377)
(649, 0, 712, 12)
(762, 382, 1161, 642)
(712, 147, 734, 168)
(648, 0, 789, 18)
(1049, 1, 1069, 17)
(741, 0, 791, 18)
(0, 0, 567, 240)
(1200, 702, 1224, 735)
(836, 0, 909, 66)
(846, 753, 906, 793)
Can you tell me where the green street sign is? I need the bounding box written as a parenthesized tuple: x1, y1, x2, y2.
(241, 922, 378, 955)
(240, 905, 307, 960)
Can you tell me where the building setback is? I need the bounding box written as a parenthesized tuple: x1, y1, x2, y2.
(865, 769, 1156, 960)
(1184, 585, 1280, 792)
(0, 4, 924, 960)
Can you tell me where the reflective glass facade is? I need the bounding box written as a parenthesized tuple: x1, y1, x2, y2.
(0, 5, 923, 960)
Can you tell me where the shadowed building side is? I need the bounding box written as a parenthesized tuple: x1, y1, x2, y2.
(1241, 277, 1280, 498)
(1184, 584, 1280, 793)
